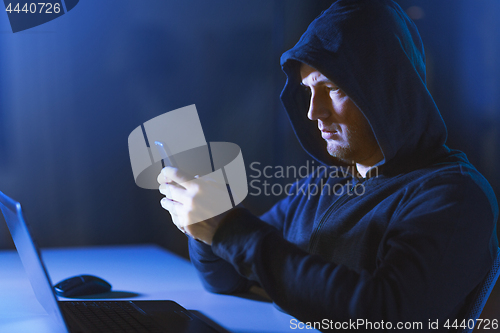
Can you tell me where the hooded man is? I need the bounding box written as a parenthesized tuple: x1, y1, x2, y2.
(158, 0, 499, 331)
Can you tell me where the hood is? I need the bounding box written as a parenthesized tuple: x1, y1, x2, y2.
(280, 0, 448, 174)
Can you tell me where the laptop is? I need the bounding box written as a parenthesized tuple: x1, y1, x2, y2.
(0, 190, 220, 333)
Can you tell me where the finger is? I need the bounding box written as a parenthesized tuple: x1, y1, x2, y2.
(160, 197, 182, 215)
(157, 169, 177, 185)
(157, 171, 169, 185)
(162, 183, 192, 205)
(161, 166, 194, 186)
(159, 184, 171, 198)
(159, 183, 186, 199)
(157, 172, 181, 186)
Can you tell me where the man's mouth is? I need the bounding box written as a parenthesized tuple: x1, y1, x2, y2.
(321, 129, 338, 140)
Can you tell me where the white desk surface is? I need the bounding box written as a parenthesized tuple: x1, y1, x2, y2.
(0, 244, 303, 333)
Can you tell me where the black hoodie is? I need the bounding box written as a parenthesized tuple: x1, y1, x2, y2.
(189, 1, 498, 331)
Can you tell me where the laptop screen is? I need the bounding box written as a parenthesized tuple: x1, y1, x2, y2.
(0, 191, 69, 332)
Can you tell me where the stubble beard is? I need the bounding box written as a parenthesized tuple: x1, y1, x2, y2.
(326, 128, 357, 164)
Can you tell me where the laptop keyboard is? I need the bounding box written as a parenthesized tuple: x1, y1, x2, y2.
(61, 301, 164, 333)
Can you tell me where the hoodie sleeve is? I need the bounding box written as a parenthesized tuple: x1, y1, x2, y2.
(188, 184, 297, 294)
(210, 175, 497, 329)
(188, 237, 255, 294)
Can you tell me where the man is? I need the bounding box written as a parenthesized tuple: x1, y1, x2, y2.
(158, 0, 498, 331)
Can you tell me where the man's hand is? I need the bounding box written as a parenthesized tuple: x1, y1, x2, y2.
(157, 166, 230, 245)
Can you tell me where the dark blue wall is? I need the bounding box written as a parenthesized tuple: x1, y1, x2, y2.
(0, 1, 498, 257)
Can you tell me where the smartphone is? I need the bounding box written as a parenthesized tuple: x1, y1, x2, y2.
(154, 141, 176, 168)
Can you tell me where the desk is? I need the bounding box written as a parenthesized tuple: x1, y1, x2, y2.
(0, 244, 304, 333)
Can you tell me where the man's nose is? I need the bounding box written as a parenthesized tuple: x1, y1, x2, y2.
(307, 91, 331, 121)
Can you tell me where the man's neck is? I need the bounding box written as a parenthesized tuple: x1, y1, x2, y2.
(355, 151, 384, 178)
(356, 163, 374, 178)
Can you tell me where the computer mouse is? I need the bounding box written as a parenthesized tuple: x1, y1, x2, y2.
(54, 274, 112, 297)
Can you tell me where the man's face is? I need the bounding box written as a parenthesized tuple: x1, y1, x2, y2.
(300, 63, 382, 166)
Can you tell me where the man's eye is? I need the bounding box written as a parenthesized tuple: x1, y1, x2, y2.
(301, 85, 312, 96)
(328, 86, 340, 93)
